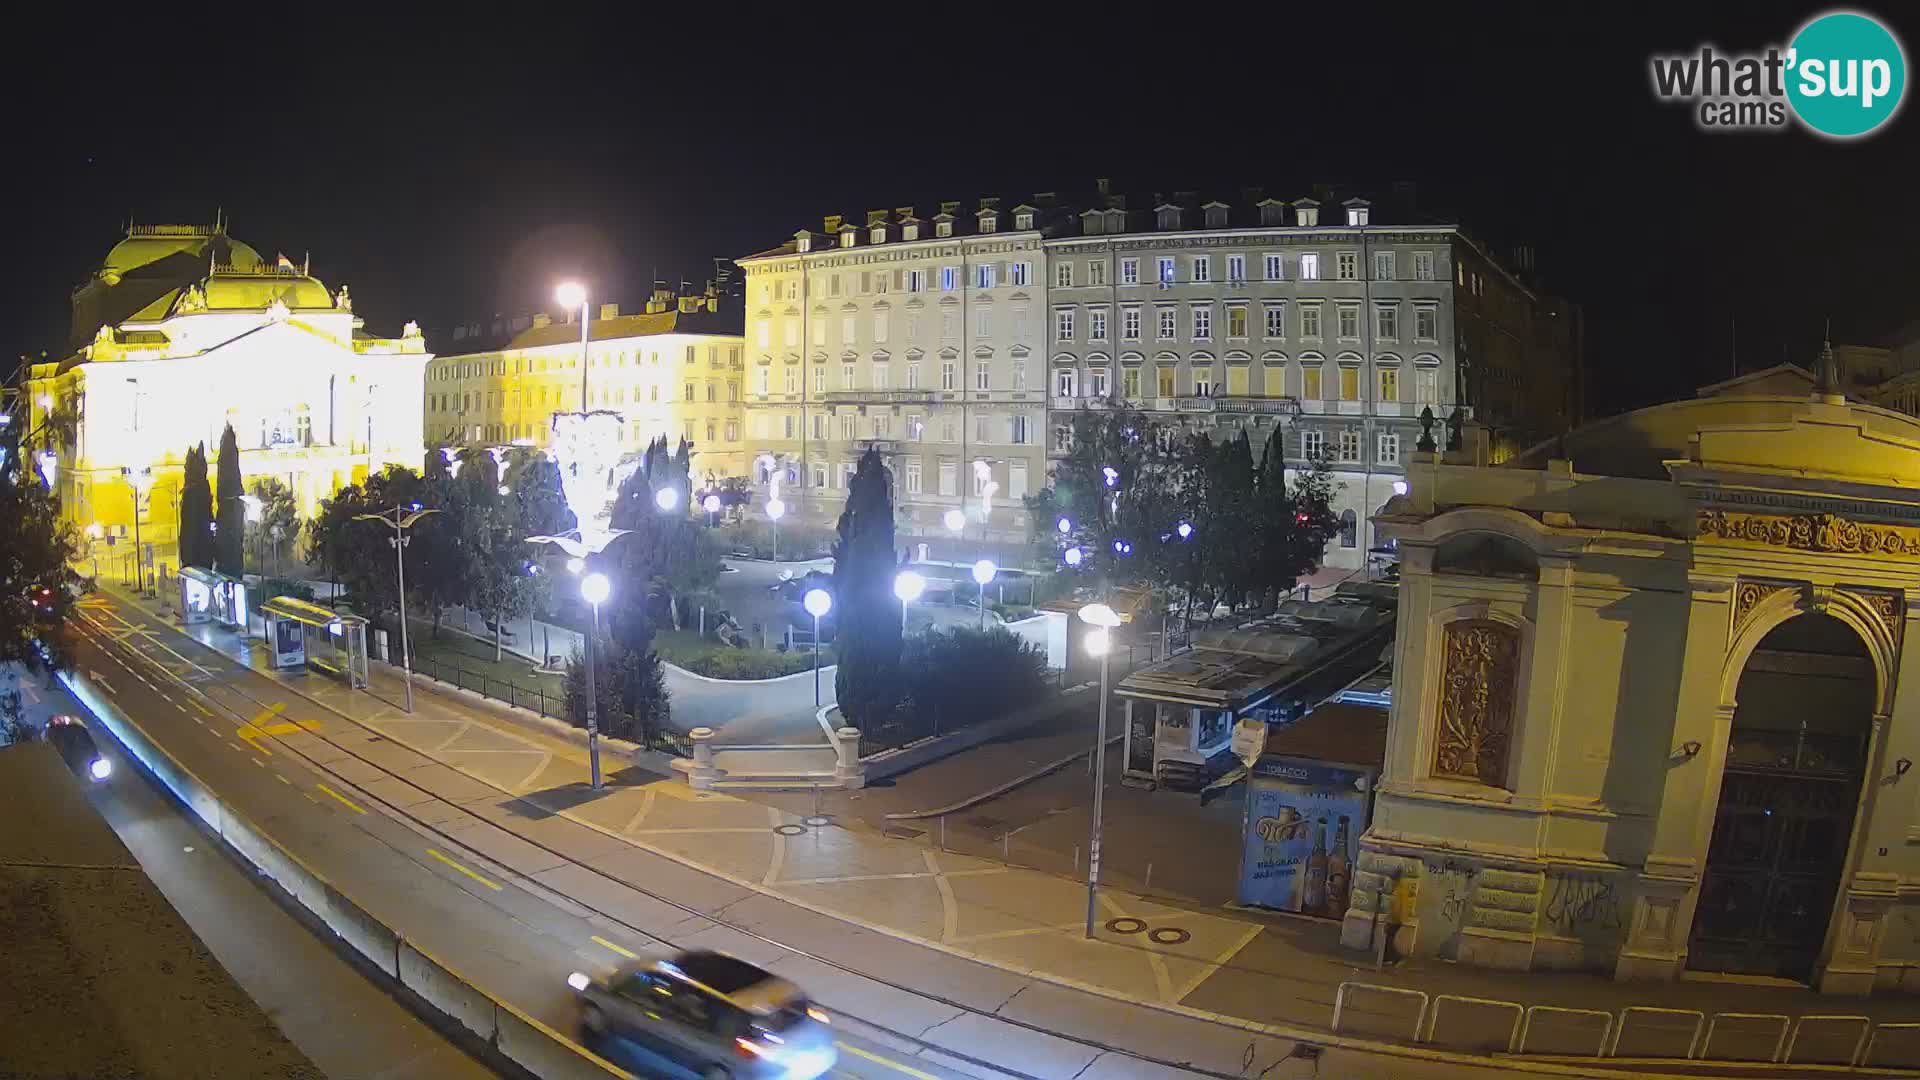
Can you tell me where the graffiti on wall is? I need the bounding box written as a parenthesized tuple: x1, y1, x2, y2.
(1544, 873, 1623, 941)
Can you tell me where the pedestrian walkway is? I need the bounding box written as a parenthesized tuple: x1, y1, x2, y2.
(94, 585, 1920, 1072)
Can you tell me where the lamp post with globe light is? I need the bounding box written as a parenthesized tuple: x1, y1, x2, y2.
(971, 559, 996, 628)
(579, 570, 611, 789)
(803, 587, 832, 707)
(121, 466, 154, 592)
(766, 496, 785, 560)
(353, 505, 440, 714)
(654, 486, 678, 513)
(703, 492, 721, 528)
(893, 570, 925, 635)
(1077, 601, 1122, 937)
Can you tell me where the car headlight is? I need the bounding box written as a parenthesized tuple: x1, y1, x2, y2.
(88, 757, 112, 781)
(567, 972, 590, 992)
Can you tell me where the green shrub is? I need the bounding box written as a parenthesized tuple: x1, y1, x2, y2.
(713, 519, 837, 561)
(654, 629, 833, 679)
(897, 625, 1050, 736)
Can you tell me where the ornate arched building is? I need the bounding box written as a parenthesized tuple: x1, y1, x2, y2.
(1347, 358, 1920, 993)
(27, 222, 429, 569)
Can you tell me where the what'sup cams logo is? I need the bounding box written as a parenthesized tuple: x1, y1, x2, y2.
(1650, 9, 1906, 138)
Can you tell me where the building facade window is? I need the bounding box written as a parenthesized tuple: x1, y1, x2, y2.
(1157, 307, 1177, 340)
(941, 266, 957, 291)
(1120, 258, 1139, 285)
(1416, 367, 1439, 404)
(1191, 306, 1212, 341)
(1055, 308, 1076, 341)
(1089, 367, 1109, 397)
(1337, 305, 1360, 340)
(1373, 252, 1394, 281)
(1122, 368, 1141, 398)
(1193, 368, 1215, 396)
(1301, 429, 1325, 459)
(1264, 253, 1284, 281)
(1191, 256, 1210, 283)
(1011, 261, 1031, 287)
(1264, 303, 1286, 340)
(1157, 257, 1176, 284)
(1338, 428, 1361, 462)
(942, 361, 956, 390)
(1299, 253, 1321, 280)
(1009, 415, 1029, 444)
(1339, 508, 1358, 547)
(1337, 252, 1358, 280)
(976, 364, 991, 391)
(1379, 367, 1399, 401)
(1415, 305, 1439, 342)
(1301, 304, 1322, 339)
(1303, 364, 1323, 400)
(1227, 305, 1249, 339)
(1088, 260, 1106, 287)
(1122, 307, 1142, 341)
(1378, 431, 1400, 465)
(1339, 365, 1360, 401)
(1227, 254, 1246, 282)
(1157, 366, 1176, 397)
(1376, 304, 1399, 341)
(905, 459, 923, 493)
(1054, 262, 1073, 287)
(1413, 251, 1436, 281)
(976, 264, 996, 289)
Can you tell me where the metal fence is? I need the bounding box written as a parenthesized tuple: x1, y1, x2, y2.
(1330, 981, 1912, 1068)
(409, 653, 692, 758)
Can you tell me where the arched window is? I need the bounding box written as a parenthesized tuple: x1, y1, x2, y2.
(1339, 509, 1358, 548)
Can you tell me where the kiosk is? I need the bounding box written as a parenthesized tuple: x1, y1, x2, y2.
(176, 567, 220, 625)
(259, 596, 369, 689)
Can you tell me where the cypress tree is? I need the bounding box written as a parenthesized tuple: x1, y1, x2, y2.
(831, 448, 901, 726)
(178, 443, 214, 569)
(213, 424, 245, 576)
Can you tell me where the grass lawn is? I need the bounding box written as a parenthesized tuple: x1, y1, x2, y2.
(653, 628, 835, 679)
(408, 622, 564, 700)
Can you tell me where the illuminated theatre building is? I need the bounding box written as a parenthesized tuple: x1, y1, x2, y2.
(27, 222, 429, 568)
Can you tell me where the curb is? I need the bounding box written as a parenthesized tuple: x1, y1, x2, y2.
(59, 663, 634, 1080)
(882, 733, 1123, 820)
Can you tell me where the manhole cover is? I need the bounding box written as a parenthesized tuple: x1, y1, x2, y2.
(772, 824, 807, 836)
(803, 815, 833, 828)
(1105, 917, 1148, 935)
(883, 826, 926, 840)
(966, 815, 1004, 831)
(1148, 927, 1191, 945)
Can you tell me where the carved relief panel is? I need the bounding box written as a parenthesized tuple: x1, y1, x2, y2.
(1432, 619, 1522, 788)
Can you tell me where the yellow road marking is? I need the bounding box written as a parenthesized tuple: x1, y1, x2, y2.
(191, 702, 214, 717)
(427, 848, 502, 891)
(277, 775, 292, 786)
(590, 935, 637, 958)
(236, 703, 288, 755)
(835, 1042, 939, 1080)
(315, 783, 366, 814)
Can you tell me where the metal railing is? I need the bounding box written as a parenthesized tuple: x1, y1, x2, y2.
(409, 653, 691, 758)
(1330, 980, 1903, 1068)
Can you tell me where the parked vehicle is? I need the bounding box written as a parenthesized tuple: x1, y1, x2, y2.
(45, 715, 112, 782)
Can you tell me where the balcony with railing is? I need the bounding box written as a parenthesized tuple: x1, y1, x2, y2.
(825, 390, 937, 406)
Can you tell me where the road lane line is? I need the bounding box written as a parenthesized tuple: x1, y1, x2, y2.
(589, 935, 638, 959)
(835, 1042, 940, 1080)
(277, 775, 293, 786)
(251, 758, 267, 768)
(191, 701, 214, 717)
(315, 783, 367, 814)
(427, 848, 502, 891)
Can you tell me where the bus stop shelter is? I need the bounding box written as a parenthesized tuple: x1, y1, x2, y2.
(259, 596, 369, 689)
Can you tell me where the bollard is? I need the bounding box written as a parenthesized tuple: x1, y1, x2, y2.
(687, 727, 719, 788)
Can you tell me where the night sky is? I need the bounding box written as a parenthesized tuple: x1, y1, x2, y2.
(8, 4, 1917, 419)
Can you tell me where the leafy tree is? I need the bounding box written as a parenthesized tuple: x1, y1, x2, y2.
(305, 466, 429, 645)
(408, 450, 469, 638)
(898, 625, 1049, 737)
(1249, 429, 1341, 601)
(245, 476, 299, 576)
(1027, 407, 1196, 590)
(0, 462, 78, 673)
(607, 436, 719, 635)
(831, 448, 902, 726)
(562, 628, 670, 744)
(213, 424, 246, 576)
(178, 443, 214, 570)
(505, 448, 573, 662)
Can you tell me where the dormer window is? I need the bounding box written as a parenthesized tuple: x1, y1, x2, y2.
(871, 226, 887, 244)
(1156, 205, 1182, 230)
(903, 222, 920, 241)
(1203, 203, 1230, 229)
(1294, 201, 1320, 228)
(796, 235, 812, 253)
(1258, 200, 1286, 227)
(1015, 211, 1034, 230)
(839, 228, 857, 249)
(979, 214, 998, 234)
(1345, 200, 1371, 226)
(935, 219, 954, 238)
(1082, 210, 1105, 236)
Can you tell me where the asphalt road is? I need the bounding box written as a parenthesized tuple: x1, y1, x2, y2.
(28, 674, 502, 1080)
(60, 601, 991, 1080)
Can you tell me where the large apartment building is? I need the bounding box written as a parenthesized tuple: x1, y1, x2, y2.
(738, 183, 1582, 569)
(736, 204, 1051, 561)
(426, 282, 748, 482)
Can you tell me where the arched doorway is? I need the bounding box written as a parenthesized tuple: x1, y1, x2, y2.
(1688, 613, 1876, 981)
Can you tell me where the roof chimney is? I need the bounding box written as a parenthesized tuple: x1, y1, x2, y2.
(1095, 178, 1111, 196)
(598, 302, 620, 320)
(823, 214, 843, 233)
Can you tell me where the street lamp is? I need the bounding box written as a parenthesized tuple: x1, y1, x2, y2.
(122, 466, 154, 592)
(1077, 601, 1122, 938)
(353, 505, 441, 713)
(556, 280, 591, 412)
(893, 571, 925, 635)
(943, 508, 965, 534)
(1176, 521, 1193, 541)
(766, 497, 785, 561)
(1063, 546, 1083, 568)
(654, 486, 679, 512)
(803, 587, 832, 707)
(971, 559, 996, 629)
(579, 570, 612, 790)
(566, 557, 585, 575)
(1057, 516, 1072, 535)
(703, 492, 721, 528)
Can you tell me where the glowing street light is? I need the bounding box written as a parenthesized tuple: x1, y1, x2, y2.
(1063, 546, 1083, 567)
(893, 571, 925, 634)
(1176, 521, 1193, 540)
(121, 466, 154, 592)
(1392, 480, 1409, 496)
(1077, 601, 1123, 938)
(555, 280, 591, 412)
(1057, 516, 1072, 535)
(578, 570, 612, 789)
(803, 588, 832, 706)
(654, 486, 679, 512)
(943, 508, 966, 533)
(766, 496, 786, 560)
(971, 559, 997, 629)
(566, 557, 585, 575)
(703, 492, 722, 527)
(1102, 466, 1119, 488)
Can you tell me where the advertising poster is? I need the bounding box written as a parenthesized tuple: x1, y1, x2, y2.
(272, 617, 307, 669)
(1238, 756, 1373, 918)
